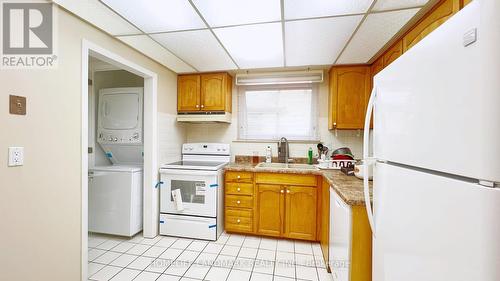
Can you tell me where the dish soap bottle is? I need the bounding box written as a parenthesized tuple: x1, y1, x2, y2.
(307, 147, 313, 165)
(265, 146, 272, 163)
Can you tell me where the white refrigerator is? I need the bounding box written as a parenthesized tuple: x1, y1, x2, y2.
(363, 1, 500, 280)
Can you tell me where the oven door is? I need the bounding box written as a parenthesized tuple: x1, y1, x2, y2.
(159, 169, 219, 217)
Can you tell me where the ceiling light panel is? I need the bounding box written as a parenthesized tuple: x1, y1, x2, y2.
(117, 35, 196, 73)
(192, 0, 281, 27)
(285, 15, 363, 66)
(337, 8, 420, 64)
(213, 23, 284, 69)
(373, 0, 430, 12)
(152, 30, 237, 72)
(101, 0, 205, 33)
(284, 0, 373, 20)
(54, 0, 140, 35)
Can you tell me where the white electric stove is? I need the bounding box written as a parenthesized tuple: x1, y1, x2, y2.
(159, 143, 230, 241)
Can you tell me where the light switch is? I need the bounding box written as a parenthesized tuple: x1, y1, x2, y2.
(8, 147, 24, 166)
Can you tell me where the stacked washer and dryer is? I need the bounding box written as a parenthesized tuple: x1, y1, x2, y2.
(88, 87, 144, 237)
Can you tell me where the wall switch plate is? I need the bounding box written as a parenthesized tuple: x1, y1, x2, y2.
(8, 147, 24, 166)
(9, 95, 26, 115)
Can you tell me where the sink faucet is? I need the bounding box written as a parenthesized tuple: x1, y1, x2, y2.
(278, 137, 289, 165)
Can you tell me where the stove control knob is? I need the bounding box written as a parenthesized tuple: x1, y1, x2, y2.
(114, 138, 118, 142)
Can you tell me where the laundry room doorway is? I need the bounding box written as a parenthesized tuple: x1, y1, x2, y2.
(81, 40, 159, 280)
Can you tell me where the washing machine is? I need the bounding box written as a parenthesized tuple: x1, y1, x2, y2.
(89, 165, 143, 236)
(89, 87, 144, 236)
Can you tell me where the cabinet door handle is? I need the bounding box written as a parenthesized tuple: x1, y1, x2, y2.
(236, 200, 241, 204)
(201, 105, 205, 108)
(333, 122, 337, 128)
(196, 104, 199, 108)
(280, 190, 284, 193)
(286, 190, 290, 194)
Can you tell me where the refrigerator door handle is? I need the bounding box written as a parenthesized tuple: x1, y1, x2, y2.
(363, 86, 377, 236)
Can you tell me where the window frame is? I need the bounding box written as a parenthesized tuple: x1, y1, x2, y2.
(237, 83, 319, 142)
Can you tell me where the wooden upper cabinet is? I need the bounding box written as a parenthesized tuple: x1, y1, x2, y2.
(256, 184, 284, 237)
(177, 72, 232, 113)
(383, 40, 403, 67)
(463, 0, 472, 6)
(284, 186, 317, 241)
(329, 66, 371, 130)
(402, 0, 460, 52)
(370, 56, 384, 78)
(201, 73, 231, 111)
(177, 75, 200, 112)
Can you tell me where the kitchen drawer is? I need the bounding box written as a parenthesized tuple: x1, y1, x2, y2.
(226, 208, 253, 218)
(226, 221, 253, 233)
(225, 195, 253, 208)
(255, 173, 317, 186)
(226, 215, 253, 227)
(225, 182, 254, 196)
(226, 171, 254, 183)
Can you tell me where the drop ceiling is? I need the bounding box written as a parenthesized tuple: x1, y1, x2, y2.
(55, 0, 432, 73)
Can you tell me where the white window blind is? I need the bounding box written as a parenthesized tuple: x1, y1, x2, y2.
(238, 84, 318, 141)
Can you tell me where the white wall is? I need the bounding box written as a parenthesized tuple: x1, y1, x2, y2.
(0, 7, 184, 281)
(185, 71, 364, 161)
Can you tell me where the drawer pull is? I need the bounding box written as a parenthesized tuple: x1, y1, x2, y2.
(237, 219, 241, 223)
(237, 175, 241, 179)
(237, 200, 241, 204)
(280, 190, 284, 193)
(237, 187, 241, 192)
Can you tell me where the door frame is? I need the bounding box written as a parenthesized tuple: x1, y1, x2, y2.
(81, 39, 159, 280)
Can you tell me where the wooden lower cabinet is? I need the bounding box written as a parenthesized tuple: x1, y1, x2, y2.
(284, 186, 317, 240)
(256, 184, 284, 237)
(225, 172, 320, 242)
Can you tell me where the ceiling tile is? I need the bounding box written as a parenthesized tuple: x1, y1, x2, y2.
(54, 0, 140, 35)
(213, 23, 283, 69)
(285, 16, 363, 66)
(373, 0, 430, 11)
(284, 0, 373, 20)
(102, 0, 205, 33)
(337, 8, 420, 64)
(192, 0, 281, 27)
(151, 30, 237, 72)
(117, 35, 196, 73)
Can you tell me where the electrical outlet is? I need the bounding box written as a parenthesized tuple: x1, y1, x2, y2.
(8, 147, 24, 166)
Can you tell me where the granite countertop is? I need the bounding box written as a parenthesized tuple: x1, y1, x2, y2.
(224, 163, 373, 206)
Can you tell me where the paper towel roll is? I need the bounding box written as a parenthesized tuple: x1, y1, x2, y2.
(172, 189, 184, 211)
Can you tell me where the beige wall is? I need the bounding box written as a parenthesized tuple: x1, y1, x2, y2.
(0, 7, 182, 281)
(185, 72, 364, 160)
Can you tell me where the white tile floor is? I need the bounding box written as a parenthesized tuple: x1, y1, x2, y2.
(88, 232, 333, 281)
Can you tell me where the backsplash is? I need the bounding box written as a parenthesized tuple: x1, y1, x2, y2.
(184, 75, 365, 162)
(185, 117, 364, 162)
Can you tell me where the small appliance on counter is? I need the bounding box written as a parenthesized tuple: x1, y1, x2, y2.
(159, 143, 230, 241)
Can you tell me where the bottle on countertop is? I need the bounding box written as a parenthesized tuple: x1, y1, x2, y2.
(307, 147, 313, 165)
(265, 146, 272, 163)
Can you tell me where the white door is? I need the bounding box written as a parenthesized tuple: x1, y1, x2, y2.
(373, 162, 500, 281)
(160, 169, 218, 217)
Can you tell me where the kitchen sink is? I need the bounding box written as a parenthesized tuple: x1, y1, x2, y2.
(255, 162, 319, 170)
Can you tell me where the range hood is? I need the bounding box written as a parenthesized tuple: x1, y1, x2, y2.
(176, 112, 232, 123)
